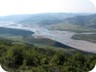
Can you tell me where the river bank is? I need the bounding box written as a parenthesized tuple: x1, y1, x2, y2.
(0, 23, 96, 53)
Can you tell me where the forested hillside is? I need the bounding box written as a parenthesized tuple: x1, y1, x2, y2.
(0, 37, 95, 72)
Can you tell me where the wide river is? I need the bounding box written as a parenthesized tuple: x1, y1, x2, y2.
(0, 23, 96, 53)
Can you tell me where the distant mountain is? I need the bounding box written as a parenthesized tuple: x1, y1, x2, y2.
(0, 13, 96, 32)
(48, 14, 96, 31)
(17, 13, 90, 25)
(63, 14, 96, 28)
(0, 13, 92, 25)
(0, 14, 32, 22)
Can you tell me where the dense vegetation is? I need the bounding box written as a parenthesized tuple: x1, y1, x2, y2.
(72, 34, 96, 43)
(0, 37, 95, 72)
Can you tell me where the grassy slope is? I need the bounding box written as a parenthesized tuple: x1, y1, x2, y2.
(48, 14, 96, 33)
(0, 27, 76, 50)
(72, 34, 96, 43)
(48, 22, 96, 33)
(1, 34, 77, 50)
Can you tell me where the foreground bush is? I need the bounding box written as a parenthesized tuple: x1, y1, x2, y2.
(0, 40, 95, 72)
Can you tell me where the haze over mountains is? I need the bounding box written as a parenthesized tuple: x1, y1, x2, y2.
(0, 13, 95, 26)
(47, 13, 96, 31)
(58, 14, 96, 28)
(0, 13, 96, 32)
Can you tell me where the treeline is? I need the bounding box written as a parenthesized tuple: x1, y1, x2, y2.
(0, 38, 96, 72)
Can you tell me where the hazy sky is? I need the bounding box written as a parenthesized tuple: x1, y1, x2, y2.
(0, 0, 96, 16)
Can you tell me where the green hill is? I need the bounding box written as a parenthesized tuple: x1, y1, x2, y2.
(48, 14, 96, 32)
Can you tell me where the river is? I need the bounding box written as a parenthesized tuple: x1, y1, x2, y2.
(0, 23, 96, 53)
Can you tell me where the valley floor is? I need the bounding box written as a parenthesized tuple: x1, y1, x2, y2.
(33, 30, 96, 53)
(0, 24, 96, 53)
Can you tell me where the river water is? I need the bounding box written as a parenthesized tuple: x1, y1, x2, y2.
(0, 23, 96, 53)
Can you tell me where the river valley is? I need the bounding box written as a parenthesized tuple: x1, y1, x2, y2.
(0, 23, 96, 53)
